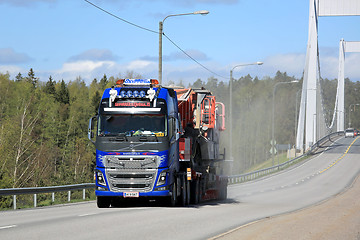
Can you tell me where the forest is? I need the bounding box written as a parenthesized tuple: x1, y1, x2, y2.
(1, 68, 360, 197)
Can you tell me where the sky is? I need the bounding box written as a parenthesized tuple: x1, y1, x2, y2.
(0, 0, 359, 86)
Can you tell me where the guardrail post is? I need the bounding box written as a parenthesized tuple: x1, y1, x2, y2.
(83, 189, 86, 200)
(52, 192, 55, 202)
(68, 191, 71, 202)
(13, 195, 16, 210)
(34, 194, 37, 208)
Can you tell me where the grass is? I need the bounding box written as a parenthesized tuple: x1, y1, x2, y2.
(245, 152, 291, 173)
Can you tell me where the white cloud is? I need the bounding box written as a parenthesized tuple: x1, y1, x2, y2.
(345, 53, 360, 80)
(52, 60, 114, 81)
(60, 61, 114, 73)
(127, 60, 154, 69)
(318, 52, 360, 81)
(0, 48, 32, 64)
(0, 65, 23, 75)
(50, 59, 157, 84)
(262, 53, 306, 77)
(258, 51, 360, 81)
(69, 49, 119, 62)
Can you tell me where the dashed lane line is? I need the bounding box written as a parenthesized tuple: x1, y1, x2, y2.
(0, 225, 17, 230)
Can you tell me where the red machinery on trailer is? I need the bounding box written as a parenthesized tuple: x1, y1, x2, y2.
(175, 87, 227, 203)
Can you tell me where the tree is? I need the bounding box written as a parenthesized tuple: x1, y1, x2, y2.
(26, 68, 38, 87)
(56, 80, 70, 105)
(99, 74, 108, 90)
(44, 76, 56, 96)
(91, 91, 101, 114)
(15, 72, 23, 82)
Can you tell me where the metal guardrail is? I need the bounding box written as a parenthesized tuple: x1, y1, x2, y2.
(0, 132, 344, 210)
(0, 183, 95, 209)
(227, 131, 344, 184)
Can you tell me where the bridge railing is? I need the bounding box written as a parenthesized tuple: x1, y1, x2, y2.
(227, 131, 344, 184)
(0, 183, 94, 210)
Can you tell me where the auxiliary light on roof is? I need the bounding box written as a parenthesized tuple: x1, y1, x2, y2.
(119, 90, 146, 98)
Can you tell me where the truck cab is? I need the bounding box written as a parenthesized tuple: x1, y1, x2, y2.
(88, 79, 181, 207)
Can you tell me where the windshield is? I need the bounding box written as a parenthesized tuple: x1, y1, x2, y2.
(98, 114, 167, 137)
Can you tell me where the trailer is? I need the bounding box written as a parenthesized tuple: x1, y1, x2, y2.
(88, 79, 227, 207)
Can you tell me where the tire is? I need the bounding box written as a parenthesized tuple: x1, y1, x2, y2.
(219, 182, 228, 200)
(179, 175, 187, 207)
(190, 178, 200, 204)
(197, 179, 202, 204)
(186, 180, 191, 206)
(97, 196, 111, 208)
(170, 178, 178, 207)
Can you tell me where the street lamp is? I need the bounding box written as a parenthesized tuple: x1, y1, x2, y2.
(159, 10, 209, 84)
(271, 80, 299, 167)
(229, 61, 263, 168)
(348, 103, 360, 128)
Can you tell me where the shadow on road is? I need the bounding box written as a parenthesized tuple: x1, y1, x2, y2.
(108, 197, 240, 209)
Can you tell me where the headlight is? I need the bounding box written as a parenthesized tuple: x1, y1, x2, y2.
(156, 171, 167, 186)
(96, 171, 107, 187)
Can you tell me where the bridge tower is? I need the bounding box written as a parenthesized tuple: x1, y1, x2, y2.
(297, 0, 360, 150)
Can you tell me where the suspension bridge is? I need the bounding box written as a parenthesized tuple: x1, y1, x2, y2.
(296, 0, 360, 151)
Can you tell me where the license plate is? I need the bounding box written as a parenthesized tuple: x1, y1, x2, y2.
(123, 192, 139, 198)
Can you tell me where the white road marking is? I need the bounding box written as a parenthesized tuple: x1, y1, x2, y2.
(78, 213, 98, 217)
(0, 225, 17, 230)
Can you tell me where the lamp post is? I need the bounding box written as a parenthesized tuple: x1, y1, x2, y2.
(272, 80, 299, 167)
(229, 62, 263, 169)
(348, 103, 360, 128)
(159, 10, 209, 84)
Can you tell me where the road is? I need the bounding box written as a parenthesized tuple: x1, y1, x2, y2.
(1, 136, 359, 240)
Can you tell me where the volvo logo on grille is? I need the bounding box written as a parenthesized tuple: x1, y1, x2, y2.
(129, 144, 134, 150)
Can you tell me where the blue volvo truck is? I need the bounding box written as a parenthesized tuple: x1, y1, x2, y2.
(88, 79, 227, 207)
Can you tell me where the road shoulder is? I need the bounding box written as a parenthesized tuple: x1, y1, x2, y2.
(213, 173, 360, 240)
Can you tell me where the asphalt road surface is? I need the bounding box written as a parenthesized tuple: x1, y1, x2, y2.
(1, 136, 359, 240)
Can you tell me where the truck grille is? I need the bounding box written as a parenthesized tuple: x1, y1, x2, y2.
(102, 155, 159, 192)
(106, 169, 156, 192)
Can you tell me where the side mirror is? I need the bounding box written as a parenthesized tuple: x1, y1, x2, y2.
(88, 116, 97, 144)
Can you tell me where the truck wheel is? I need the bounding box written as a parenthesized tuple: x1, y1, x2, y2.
(197, 178, 202, 204)
(190, 178, 200, 204)
(170, 178, 178, 207)
(223, 185, 227, 200)
(179, 175, 187, 207)
(97, 196, 111, 208)
(186, 180, 191, 205)
(219, 182, 227, 200)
